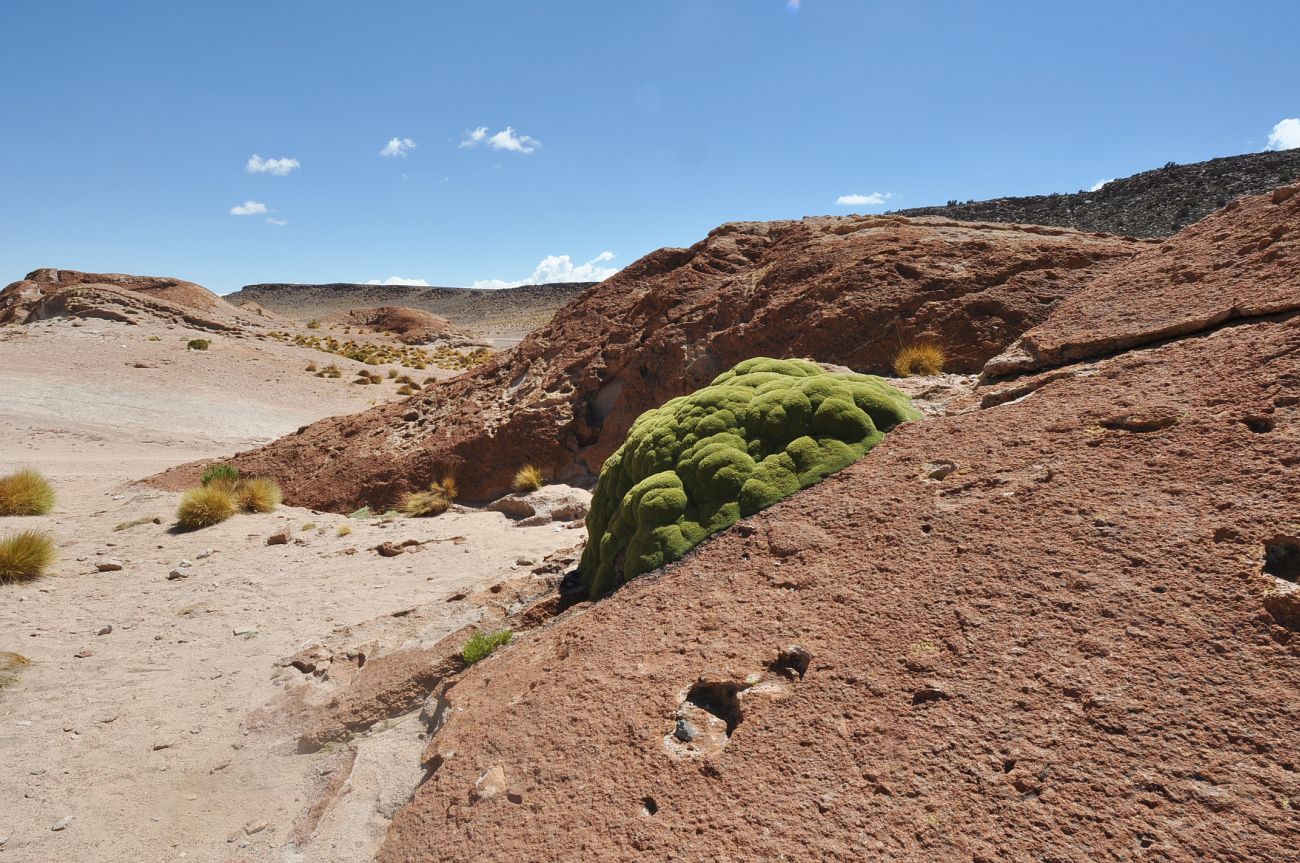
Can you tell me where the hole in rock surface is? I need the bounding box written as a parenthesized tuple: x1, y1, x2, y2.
(684, 681, 747, 736)
(1264, 539, 1300, 583)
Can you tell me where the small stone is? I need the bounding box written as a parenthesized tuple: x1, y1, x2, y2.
(515, 557, 535, 566)
(167, 567, 190, 580)
(73, 648, 92, 659)
(210, 760, 231, 773)
(52, 815, 73, 831)
(97, 625, 113, 636)
(243, 819, 268, 835)
(96, 559, 124, 572)
(266, 532, 290, 546)
(196, 549, 215, 559)
(152, 740, 173, 751)
(472, 764, 509, 801)
(232, 626, 257, 637)
(375, 542, 404, 557)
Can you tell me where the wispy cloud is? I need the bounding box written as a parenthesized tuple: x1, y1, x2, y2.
(459, 126, 541, 154)
(1266, 118, 1300, 151)
(229, 200, 269, 216)
(835, 192, 893, 207)
(472, 251, 616, 290)
(366, 276, 430, 287)
(380, 137, 417, 158)
(787, 0, 801, 13)
(265, 217, 288, 226)
(1087, 178, 1114, 192)
(246, 154, 300, 176)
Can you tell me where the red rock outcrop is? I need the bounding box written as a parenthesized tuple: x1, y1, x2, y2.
(152, 216, 1143, 506)
(0, 268, 255, 330)
(373, 190, 1300, 862)
(986, 185, 1300, 376)
(320, 305, 484, 346)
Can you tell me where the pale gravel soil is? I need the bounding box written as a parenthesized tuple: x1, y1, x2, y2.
(0, 319, 573, 862)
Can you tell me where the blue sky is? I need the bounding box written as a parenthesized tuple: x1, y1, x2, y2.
(2, 1, 1297, 295)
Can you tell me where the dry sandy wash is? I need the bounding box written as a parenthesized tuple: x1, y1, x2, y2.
(0, 317, 582, 862)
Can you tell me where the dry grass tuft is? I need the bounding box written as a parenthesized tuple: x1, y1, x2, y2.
(437, 475, 459, 501)
(400, 488, 451, 518)
(237, 477, 281, 514)
(0, 468, 55, 516)
(0, 650, 30, 690)
(892, 343, 946, 377)
(336, 525, 352, 537)
(0, 531, 56, 583)
(177, 486, 237, 530)
(512, 464, 545, 494)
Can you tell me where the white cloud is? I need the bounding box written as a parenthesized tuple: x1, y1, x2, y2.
(229, 200, 269, 216)
(836, 192, 893, 206)
(787, 0, 801, 12)
(472, 251, 617, 289)
(459, 127, 488, 149)
(246, 154, 300, 176)
(265, 217, 288, 226)
(1088, 178, 1114, 192)
(1266, 118, 1300, 151)
(380, 137, 417, 157)
(366, 276, 431, 287)
(460, 126, 541, 154)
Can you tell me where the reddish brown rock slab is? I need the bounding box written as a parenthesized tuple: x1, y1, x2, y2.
(375, 315, 1300, 863)
(985, 184, 1300, 377)
(0, 267, 264, 331)
(152, 216, 1141, 507)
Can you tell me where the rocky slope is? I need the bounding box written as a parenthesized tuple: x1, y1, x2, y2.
(154, 216, 1144, 506)
(894, 148, 1300, 238)
(373, 185, 1300, 862)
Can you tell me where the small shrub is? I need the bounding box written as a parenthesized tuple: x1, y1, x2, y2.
(348, 505, 373, 519)
(336, 525, 352, 537)
(892, 343, 946, 377)
(177, 486, 236, 530)
(236, 477, 281, 513)
(461, 629, 512, 665)
(306, 362, 318, 372)
(400, 488, 450, 518)
(0, 468, 55, 516)
(512, 464, 544, 494)
(307, 320, 321, 329)
(0, 531, 56, 583)
(201, 464, 240, 487)
(387, 369, 399, 379)
(323, 364, 342, 379)
(187, 339, 210, 351)
(396, 384, 415, 396)
(438, 475, 458, 501)
(301, 521, 316, 531)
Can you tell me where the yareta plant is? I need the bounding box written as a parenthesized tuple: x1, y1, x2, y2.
(577, 357, 921, 598)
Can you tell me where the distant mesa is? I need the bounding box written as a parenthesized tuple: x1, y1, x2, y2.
(225, 281, 594, 338)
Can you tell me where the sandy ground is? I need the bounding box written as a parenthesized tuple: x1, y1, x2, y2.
(0, 319, 577, 861)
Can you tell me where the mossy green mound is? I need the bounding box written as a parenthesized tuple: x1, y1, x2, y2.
(577, 357, 921, 598)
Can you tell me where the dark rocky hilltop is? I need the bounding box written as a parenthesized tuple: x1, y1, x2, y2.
(893, 148, 1300, 237)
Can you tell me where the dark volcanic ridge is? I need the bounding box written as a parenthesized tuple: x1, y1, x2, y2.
(893, 148, 1300, 238)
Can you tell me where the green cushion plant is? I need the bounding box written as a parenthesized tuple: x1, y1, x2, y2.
(577, 357, 920, 598)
